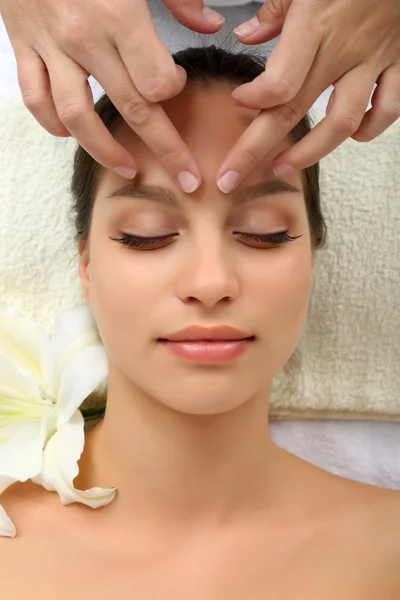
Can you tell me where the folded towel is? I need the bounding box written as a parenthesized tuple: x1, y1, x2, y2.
(1, 100, 399, 420)
(271, 114, 400, 420)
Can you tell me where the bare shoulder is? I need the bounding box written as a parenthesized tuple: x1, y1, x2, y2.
(328, 478, 400, 591)
(363, 485, 400, 564)
(0, 480, 58, 545)
(0, 480, 70, 599)
(289, 449, 400, 591)
(361, 485, 400, 590)
(338, 478, 400, 535)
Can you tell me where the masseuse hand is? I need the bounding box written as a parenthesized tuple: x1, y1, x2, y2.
(0, 0, 226, 193)
(215, 0, 400, 191)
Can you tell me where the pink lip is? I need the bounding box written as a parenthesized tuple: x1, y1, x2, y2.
(161, 325, 253, 342)
(159, 339, 253, 363)
(158, 326, 255, 363)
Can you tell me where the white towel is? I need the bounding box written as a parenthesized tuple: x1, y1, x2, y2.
(270, 118, 400, 420)
(1, 99, 399, 420)
(1, 9, 399, 489)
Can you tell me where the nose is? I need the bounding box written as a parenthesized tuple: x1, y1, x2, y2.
(175, 237, 240, 308)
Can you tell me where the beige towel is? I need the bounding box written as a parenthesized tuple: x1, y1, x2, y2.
(1, 100, 399, 420)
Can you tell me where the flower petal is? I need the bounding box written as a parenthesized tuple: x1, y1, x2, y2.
(0, 417, 48, 480)
(0, 353, 50, 482)
(0, 474, 16, 495)
(0, 352, 52, 482)
(0, 476, 18, 537)
(0, 354, 43, 411)
(0, 301, 47, 382)
(56, 343, 108, 428)
(31, 410, 116, 508)
(41, 304, 104, 398)
(0, 505, 17, 537)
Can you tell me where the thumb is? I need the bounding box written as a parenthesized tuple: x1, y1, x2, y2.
(160, 0, 225, 33)
(234, 0, 293, 45)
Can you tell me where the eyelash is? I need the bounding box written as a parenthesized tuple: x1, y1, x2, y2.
(110, 231, 301, 250)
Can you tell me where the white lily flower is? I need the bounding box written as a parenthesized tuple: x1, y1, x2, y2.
(0, 302, 117, 537)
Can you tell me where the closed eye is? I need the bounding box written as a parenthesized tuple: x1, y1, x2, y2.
(110, 231, 302, 250)
(235, 231, 302, 246)
(109, 233, 178, 250)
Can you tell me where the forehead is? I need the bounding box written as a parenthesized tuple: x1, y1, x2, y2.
(108, 86, 300, 189)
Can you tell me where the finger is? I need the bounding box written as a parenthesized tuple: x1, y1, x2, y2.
(87, 47, 201, 192)
(161, 0, 225, 31)
(216, 51, 345, 191)
(234, 0, 292, 45)
(352, 63, 400, 142)
(216, 89, 320, 193)
(114, 0, 189, 103)
(47, 52, 138, 176)
(14, 45, 70, 137)
(232, 1, 320, 109)
(116, 34, 187, 104)
(272, 65, 378, 172)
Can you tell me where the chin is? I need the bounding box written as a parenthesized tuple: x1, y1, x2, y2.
(157, 380, 256, 416)
(167, 401, 244, 417)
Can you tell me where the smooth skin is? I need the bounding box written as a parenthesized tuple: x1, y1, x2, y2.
(1, 84, 400, 599)
(1, 0, 399, 192)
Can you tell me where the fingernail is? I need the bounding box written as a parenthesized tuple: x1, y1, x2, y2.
(177, 170, 199, 193)
(273, 163, 294, 176)
(202, 6, 225, 24)
(114, 166, 137, 179)
(234, 16, 260, 37)
(217, 170, 240, 194)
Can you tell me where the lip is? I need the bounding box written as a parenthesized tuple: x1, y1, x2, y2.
(160, 325, 254, 342)
(159, 339, 254, 363)
(157, 326, 255, 364)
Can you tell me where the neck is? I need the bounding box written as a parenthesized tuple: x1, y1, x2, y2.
(77, 371, 297, 532)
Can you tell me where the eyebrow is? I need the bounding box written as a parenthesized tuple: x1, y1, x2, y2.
(105, 179, 301, 207)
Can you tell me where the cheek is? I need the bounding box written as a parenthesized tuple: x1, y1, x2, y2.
(85, 241, 160, 352)
(249, 243, 313, 328)
(247, 244, 313, 373)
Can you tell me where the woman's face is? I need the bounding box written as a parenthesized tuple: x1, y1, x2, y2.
(79, 86, 314, 415)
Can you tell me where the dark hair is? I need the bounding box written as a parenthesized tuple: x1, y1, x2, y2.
(71, 42, 328, 423)
(70, 43, 326, 254)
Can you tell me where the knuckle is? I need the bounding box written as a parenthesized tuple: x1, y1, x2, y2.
(58, 18, 94, 52)
(269, 76, 295, 103)
(21, 89, 45, 112)
(334, 108, 360, 135)
(142, 75, 175, 103)
(381, 101, 400, 122)
(354, 130, 372, 143)
(261, 0, 285, 19)
(58, 102, 86, 126)
(106, 3, 131, 26)
(272, 102, 302, 128)
(120, 96, 151, 127)
(48, 125, 69, 137)
(158, 148, 187, 169)
(241, 148, 261, 168)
